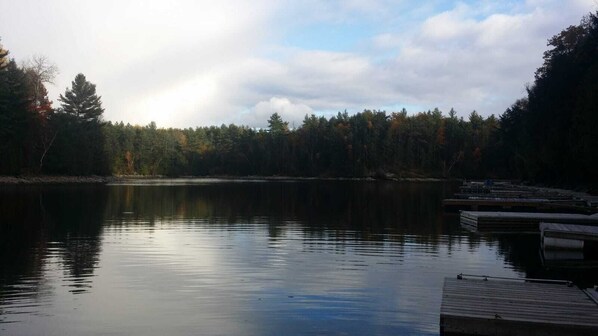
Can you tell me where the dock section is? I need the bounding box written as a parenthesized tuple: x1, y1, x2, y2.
(440, 276, 598, 335)
(541, 222, 598, 246)
(443, 198, 591, 213)
(540, 223, 598, 268)
(457, 181, 590, 200)
(460, 211, 598, 232)
(449, 182, 598, 213)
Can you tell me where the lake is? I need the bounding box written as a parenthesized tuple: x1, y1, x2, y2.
(1, 179, 597, 335)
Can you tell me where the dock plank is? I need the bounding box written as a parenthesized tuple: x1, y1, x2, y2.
(459, 211, 598, 232)
(541, 222, 598, 242)
(440, 277, 598, 335)
(443, 198, 591, 213)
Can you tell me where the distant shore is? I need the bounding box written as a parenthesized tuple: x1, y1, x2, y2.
(179, 175, 446, 182)
(0, 175, 116, 185)
(0, 175, 447, 185)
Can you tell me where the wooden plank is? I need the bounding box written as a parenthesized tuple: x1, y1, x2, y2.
(441, 315, 598, 336)
(541, 222, 598, 243)
(443, 198, 592, 213)
(441, 306, 598, 321)
(440, 277, 598, 335)
(453, 192, 582, 201)
(460, 211, 598, 232)
(454, 183, 598, 213)
(462, 211, 597, 221)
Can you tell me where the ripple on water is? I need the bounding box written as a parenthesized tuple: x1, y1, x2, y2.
(2, 181, 568, 336)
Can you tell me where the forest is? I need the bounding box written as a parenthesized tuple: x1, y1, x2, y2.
(1, 12, 597, 190)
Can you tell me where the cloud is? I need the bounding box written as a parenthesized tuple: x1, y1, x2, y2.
(372, 33, 404, 49)
(375, 1, 595, 115)
(228, 1, 596, 122)
(238, 97, 313, 128)
(216, 51, 396, 127)
(1, 0, 596, 127)
(267, 51, 380, 105)
(0, 0, 279, 127)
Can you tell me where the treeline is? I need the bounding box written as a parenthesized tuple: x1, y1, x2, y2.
(1, 12, 597, 189)
(103, 109, 499, 178)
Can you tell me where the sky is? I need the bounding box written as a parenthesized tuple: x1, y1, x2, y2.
(0, 0, 596, 128)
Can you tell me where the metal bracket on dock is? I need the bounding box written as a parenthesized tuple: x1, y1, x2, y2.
(583, 287, 598, 305)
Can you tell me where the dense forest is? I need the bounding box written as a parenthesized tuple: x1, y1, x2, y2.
(1, 12, 597, 189)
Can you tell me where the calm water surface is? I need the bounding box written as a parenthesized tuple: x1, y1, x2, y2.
(1, 180, 597, 335)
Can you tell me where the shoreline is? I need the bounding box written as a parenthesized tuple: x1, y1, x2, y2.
(0, 175, 449, 185)
(0, 175, 117, 185)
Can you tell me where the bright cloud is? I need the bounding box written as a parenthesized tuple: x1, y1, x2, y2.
(244, 97, 313, 128)
(0, 0, 596, 128)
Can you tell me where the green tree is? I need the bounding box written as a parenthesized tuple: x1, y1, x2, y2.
(267, 112, 288, 135)
(47, 73, 108, 175)
(0, 57, 31, 174)
(58, 73, 104, 122)
(499, 11, 598, 188)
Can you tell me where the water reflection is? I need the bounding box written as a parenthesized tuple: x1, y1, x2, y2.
(1, 180, 597, 335)
(0, 186, 107, 296)
(104, 181, 456, 236)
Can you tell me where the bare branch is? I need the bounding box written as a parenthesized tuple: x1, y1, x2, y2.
(23, 54, 59, 85)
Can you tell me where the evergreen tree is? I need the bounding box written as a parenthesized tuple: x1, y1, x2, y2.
(0, 42, 8, 70)
(0, 55, 31, 174)
(47, 73, 108, 175)
(58, 73, 104, 122)
(267, 113, 288, 134)
(499, 11, 598, 188)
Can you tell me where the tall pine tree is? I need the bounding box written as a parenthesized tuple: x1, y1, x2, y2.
(47, 73, 108, 175)
(58, 73, 104, 122)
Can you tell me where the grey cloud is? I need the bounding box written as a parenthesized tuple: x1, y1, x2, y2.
(1, 0, 595, 128)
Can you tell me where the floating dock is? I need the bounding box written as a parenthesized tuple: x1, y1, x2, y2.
(453, 192, 579, 200)
(440, 276, 598, 336)
(540, 222, 598, 268)
(455, 182, 598, 207)
(460, 211, 598, 232)
(541, 222, 598, 246)
(443, 198, 591, 214)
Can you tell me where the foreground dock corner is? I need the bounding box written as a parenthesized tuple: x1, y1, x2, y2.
(440, 275, 598, 336)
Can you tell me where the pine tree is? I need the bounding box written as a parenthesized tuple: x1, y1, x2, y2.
(0, 44, 8, 70)
(58, 73, 104, 122)
(0, 59, 31, 173)
(47, 73, 109, 175)
(267, 112, 288, 134)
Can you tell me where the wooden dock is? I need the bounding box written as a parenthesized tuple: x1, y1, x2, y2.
(460, 211, 598, 232)
(453, 192, 580, 201)
(455, 182, 598, 206)
(541, 222, 598, 246)
(440, 276, 598, 335)
(443, 198, 592, 214)
(539, 223, 598, 268)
